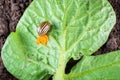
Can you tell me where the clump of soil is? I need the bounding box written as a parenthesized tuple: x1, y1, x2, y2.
(0, 0, 120, 80)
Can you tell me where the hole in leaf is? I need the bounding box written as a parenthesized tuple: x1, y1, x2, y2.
(48, 75, 53, 80)
(65, 58, 81, 74)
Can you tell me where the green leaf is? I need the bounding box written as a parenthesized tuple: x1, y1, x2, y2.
(67, 51, 120, 80)
(1, 0, 116, 80)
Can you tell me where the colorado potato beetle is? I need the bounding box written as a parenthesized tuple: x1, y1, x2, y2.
(37, 21, 50, 36)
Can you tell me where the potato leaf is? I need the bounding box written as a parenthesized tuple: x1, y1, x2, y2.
(67, 51, 120, 80)
(1, 0, 117, 80)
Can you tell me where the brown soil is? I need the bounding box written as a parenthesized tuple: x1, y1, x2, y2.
(0, 0, 120, 80)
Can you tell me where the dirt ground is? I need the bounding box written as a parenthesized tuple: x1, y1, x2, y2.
(0, 0, 120, 80)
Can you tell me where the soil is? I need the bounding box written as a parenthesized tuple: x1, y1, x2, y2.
(0, 0, 120, 80)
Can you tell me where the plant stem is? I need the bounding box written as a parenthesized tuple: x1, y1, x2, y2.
(53, 52, 66, 80)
